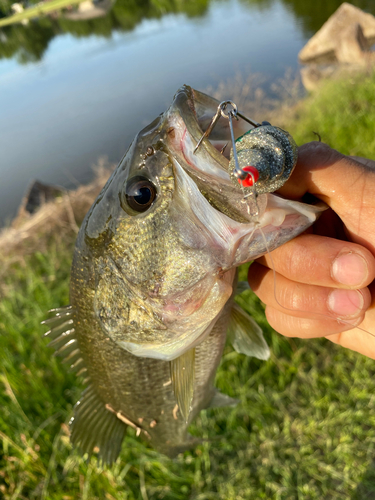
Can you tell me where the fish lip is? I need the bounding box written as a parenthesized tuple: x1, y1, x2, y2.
(168, 85, 234, 176)
(171, 85, 230, 170)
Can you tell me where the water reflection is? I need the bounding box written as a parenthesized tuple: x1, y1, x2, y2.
(2, 0, 375, 64)
(0, 0, 210, 63)
(281, 0, 375, 37)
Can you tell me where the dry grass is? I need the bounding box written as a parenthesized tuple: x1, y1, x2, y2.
(206, 70, 305, 128)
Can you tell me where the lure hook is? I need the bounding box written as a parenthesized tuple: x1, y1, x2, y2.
(193, 100, 262, 183)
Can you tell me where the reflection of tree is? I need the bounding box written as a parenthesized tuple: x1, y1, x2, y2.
(0, 19, 55, 63)
(0, 0, 209, 63)
(241, 0, 375, 36)
(1, 0, 375, 65)
(280, 0, 375, 38)
(239, 0, 275, 12)
(57, 0, 209, 38)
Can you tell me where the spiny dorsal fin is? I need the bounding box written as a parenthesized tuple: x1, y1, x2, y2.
(42, 306, 87, 376)
(70, 386, 126, 465)
(170, 348, 195, 423)
(228, 303, 270, 360)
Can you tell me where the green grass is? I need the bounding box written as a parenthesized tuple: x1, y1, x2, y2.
(1, 71, 375, 499)
(284, 70, 375, 159)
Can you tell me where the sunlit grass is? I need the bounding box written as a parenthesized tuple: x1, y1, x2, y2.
(2, 71, 375, 499)
(284, 69, 375, 158)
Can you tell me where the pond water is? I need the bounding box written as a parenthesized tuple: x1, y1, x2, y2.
(0, 0, 374, 225)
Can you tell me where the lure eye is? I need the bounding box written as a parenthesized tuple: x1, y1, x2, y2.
(123, 177, 157, 213)
(237, 166, 259, 188)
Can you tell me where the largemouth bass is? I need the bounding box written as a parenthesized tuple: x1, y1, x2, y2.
(44, 85, 324, 462)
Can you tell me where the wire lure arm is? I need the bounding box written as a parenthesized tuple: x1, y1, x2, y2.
(193, 99, 298, 198)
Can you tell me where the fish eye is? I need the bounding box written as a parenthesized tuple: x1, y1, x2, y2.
(122, 176, 157, 213)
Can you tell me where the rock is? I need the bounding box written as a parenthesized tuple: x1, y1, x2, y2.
(16, 180, 64, 220)
(1, 161, 114, 253)
(300, 62, 371, 92)
(335, 22, 369, 64)
(299, 3, 375, 64)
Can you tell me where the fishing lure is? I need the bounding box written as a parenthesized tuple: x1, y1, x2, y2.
(194, 100, 298, 217)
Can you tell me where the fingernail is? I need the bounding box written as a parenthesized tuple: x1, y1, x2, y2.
(328, 289, 364, 317)
(332, 252, 368, 286)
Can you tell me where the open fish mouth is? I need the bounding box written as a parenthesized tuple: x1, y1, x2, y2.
(165, 85, 260, 224)
(163, 85, 326, 269)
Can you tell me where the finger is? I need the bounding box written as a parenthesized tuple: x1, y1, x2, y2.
(255, 233, 375, 289)
(248, 262, 371, 321)
(325, 313, 375, 359)
(279, 142, 375, 201)
(277, 142, 375, 252)
(264, 305, 365, 339)
(349, 156, 375, 170)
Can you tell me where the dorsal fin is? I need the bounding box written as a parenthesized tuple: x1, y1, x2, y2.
(42, 306, 87, 376)
(70, 386, 127, 464)
(42, 307, 126, 464)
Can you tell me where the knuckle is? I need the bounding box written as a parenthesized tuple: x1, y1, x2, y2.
(279, 282, 308, 312)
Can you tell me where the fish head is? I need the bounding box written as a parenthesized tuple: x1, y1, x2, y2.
(76, 85, 325, 361)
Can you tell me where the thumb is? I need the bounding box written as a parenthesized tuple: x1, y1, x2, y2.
(278, 142, 375, 253)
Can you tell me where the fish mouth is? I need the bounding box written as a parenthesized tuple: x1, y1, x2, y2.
(164, 84, 325, 254)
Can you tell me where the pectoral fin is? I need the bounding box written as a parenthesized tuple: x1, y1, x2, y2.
(235, 281, 250, 295)
(170, 348, 195, 423)
(228, 303, 270, 360)
(208, 389, 239, 408)
(42, 306, 87, 377)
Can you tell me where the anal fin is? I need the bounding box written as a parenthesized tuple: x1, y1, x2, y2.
(170, 348, 195, 423)
(70, 386, 126, 464)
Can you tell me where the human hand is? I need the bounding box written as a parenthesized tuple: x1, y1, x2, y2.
(248, 142, 375, 358)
